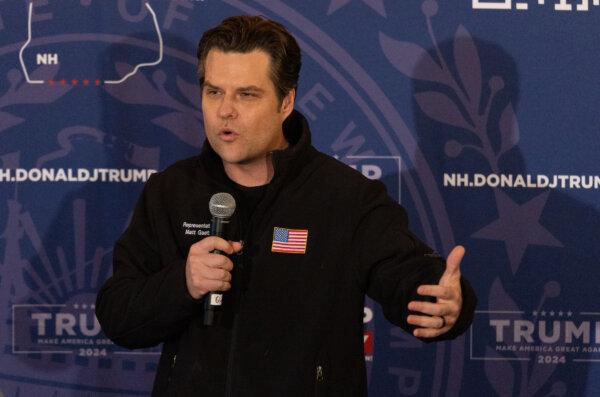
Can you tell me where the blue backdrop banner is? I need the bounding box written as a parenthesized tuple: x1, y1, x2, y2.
(1, 1, 599, 395)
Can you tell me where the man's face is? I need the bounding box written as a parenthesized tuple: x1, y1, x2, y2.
(201, 49, 294, 169)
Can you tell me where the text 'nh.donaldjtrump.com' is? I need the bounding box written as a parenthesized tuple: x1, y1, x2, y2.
(444, 173, 600, 190)
(0, 168, 156, 183)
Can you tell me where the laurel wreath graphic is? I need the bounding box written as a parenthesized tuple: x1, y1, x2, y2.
(105, 63, 204, 149)
(0, 66, 71, 134)
(378, 1, 564, 395)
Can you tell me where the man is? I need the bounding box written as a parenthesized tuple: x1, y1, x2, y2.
(96, 15, 476, 396)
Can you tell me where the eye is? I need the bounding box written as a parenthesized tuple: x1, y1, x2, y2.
(240, 91, 258, 98)
(204, 88, 221, 97)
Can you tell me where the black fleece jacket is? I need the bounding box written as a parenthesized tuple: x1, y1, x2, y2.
(95, 110, 476, 396)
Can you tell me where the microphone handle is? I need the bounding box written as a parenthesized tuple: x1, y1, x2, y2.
(203, 217, 230, 326)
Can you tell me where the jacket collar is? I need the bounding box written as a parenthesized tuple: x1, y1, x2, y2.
(198, 110, 314, 188)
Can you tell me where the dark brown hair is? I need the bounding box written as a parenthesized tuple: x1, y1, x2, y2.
(197, 15, 301, 103)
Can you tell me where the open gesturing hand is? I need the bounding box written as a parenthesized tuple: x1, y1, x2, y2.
(406, 246, 465, 338)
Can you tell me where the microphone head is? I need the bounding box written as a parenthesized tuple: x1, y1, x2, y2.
(209, 192, 236, 219)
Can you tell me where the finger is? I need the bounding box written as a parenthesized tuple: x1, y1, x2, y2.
(191, 237, 238, 255)
(444, 245, 465, 277)
(198, 266, 232, 282)
(189, 253, 234, 271)
(217, 280, 231, 291)
(203, 253, 234, 270)
(417, 285, 454, 300)
(413, 327, 445, 338)
(407, 300, 445, 316)
(407, 314, 444, 329)
(409, 300, 460, 318)
(229, 241, 243, 253)
(200, 279, 231, 293)
(215, 256, 234, 271)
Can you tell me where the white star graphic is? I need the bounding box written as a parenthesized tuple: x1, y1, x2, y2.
(472, 190, 562, 273)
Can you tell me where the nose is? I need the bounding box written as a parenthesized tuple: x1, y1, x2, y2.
(217, 95, 237, 119)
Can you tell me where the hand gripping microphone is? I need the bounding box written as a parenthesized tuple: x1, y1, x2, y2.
(203, 192, 236, 326)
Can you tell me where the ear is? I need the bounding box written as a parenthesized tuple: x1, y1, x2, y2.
(280, 89, 295, 119)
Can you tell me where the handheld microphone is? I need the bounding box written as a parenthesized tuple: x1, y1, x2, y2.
(204, 192, 236, 326)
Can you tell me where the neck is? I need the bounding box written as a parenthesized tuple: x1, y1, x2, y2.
(223, 154, 275, 187)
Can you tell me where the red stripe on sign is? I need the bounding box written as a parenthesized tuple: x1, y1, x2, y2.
(364, 331, 374, 355)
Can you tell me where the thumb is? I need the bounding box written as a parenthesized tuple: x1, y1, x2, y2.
(227, 240, 244, 254)
(442, 245, 465, 280)
(230, 241, 243, 253)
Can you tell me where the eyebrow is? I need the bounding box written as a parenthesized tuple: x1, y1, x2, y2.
(202, 82, 219, 90)
(203, 81, 265, 93)
(237, 86, 265, 93)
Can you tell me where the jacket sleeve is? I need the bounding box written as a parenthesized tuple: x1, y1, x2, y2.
(352, 180, 477, 341)
(95, 174, 201, 349)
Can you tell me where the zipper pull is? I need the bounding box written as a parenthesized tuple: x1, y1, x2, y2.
(167, 354, 177, 384)
(316, 365, 324, 382)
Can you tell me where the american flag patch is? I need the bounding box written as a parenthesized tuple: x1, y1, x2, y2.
(271, 227, 308, 254)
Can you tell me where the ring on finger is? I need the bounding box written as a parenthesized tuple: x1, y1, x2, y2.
(439, 316, 446, 329)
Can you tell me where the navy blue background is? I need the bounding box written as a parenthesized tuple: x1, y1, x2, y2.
(1, 1, 599, 395)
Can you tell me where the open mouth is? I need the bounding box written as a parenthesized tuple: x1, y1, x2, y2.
(218, 128, 238, 141)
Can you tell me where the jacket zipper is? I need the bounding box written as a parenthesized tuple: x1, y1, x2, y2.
(224, 185, 270, 395)
(167, 354, 177, 384)
(225, 310, 240, 397)
(225, 207, 249, 397)
(315, 364, 324, 395)
(316, 365, 324, 382)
